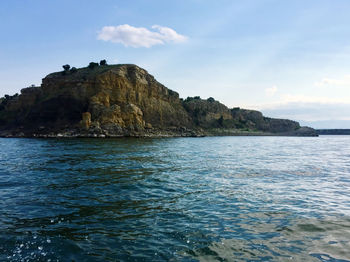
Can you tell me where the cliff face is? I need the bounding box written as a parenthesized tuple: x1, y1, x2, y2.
(0, 64, 317, 137)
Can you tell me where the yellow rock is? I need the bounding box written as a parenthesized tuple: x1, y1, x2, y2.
(81, 112, 91, 130)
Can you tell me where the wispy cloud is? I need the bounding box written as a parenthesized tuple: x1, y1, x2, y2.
(314, 75, 350, 87)
(265, 85, 277, 96)
(97, 24, 187, 48)
(278, 94, 350, 105)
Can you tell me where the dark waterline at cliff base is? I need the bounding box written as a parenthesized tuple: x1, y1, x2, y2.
(1, 136, 350, 261)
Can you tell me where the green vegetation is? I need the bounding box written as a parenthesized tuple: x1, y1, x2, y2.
(62, 64, 70, 71)
(207, 97, 215, 103)
(88, 62, 99, 69)
(0, 93, 19, 110)
(100, 60, 107, 66)
(184, 96, 201, 102)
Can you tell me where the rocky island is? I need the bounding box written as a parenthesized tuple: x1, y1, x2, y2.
(0, 62, 317, 137)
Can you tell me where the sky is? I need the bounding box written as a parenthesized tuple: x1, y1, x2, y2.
(0, 0, 350, 128)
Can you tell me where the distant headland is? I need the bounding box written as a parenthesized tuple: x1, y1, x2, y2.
(0, 61, 317, 138)
(316, 129, 350, 135)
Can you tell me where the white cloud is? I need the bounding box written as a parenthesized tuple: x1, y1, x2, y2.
(97, 24, 187, 48)
(265, 85, 277, 96)
(314, 75, 350, 87)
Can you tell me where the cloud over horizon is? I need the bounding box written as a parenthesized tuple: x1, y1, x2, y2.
(315, 75, 350, 87)
(97, 24, 187, 48)
(260, 101, 350, 128)
(244, 94, 350, 128)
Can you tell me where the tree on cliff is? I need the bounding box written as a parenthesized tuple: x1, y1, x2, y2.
(100, 60, 107, 66)
(88, 62, 99, 69)
(207, 97, 215, 103)
(62, 64, 70, 71)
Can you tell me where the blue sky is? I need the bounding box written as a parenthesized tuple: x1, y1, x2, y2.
(1, 0, 350, 128)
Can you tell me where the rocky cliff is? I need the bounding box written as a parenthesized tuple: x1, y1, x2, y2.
(0, 63, 317, 137)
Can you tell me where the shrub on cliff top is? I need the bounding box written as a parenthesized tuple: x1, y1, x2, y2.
(62, 64, 70, 71)
(207, 97, 215, 103)
(88, 62, 99, 69)
(70, 67, 77, 73)
(100, 59, 107, 66)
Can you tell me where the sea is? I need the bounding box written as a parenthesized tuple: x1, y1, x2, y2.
(0, 136, 349, 261)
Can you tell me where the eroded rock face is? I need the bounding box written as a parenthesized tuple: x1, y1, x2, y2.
(79, 65, 192, 133)
(182, 97, 302, 133)
(0, 64, 317, 137)
(0, 64, 192, 135)
(81, 112, 91, 130)
(183, 97, 233, 128)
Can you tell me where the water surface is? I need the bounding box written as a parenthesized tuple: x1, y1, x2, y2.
(0, 136, 349, 261)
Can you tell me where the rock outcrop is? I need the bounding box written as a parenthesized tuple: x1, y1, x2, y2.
(0, 64, 317, 137)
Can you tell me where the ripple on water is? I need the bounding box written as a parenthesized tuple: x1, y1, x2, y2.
(187, 217, 350, 262)
(0, 136, 349, 261)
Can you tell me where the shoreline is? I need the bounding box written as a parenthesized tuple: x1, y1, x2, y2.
(0, 128, 319, 138)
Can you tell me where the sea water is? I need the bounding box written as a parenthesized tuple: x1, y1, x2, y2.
(0, 136, 349, 261)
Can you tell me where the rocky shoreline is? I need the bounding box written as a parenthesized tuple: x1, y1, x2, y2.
(0, 126, 318, 138)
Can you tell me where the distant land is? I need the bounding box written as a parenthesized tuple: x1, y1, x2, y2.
(316, 129, 350, 135)
(0, 62, 317, 138)
(299, 120, 350, 130)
